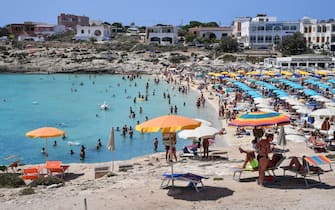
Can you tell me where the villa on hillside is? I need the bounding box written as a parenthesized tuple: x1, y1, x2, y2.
(188, 26, 233, 40)
(146, 25, 178, 45)
(74, 21, 111, 41)
(7, 22, 65, 41)
(58, 13, 90, 30)
(233, 14, 300, 50)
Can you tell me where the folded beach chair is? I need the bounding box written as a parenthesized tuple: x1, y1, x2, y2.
(160, 173, 208, 192)
(232, 155, 286, 181)
(46, 161, 69, 179)
(22, 166, 43, 180)
(282, 155, 333, 187)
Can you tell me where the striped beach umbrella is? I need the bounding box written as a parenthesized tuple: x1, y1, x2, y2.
(228, 111, 290, 127)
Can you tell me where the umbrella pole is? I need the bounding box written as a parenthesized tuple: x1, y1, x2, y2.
(46, 138, 48, 161)
(169, 134, 174, 187)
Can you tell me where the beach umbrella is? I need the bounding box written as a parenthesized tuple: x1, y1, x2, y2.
(135, 115, 201, 186)
(193, 118, 212, 126)
(309, 108, 335, 118)
(136, 115, 201, 133)
(107, 127, 115, 171)
(178, 125, 220, 140)
(26, 127, 65, 161)
(228, 111, 290, 128)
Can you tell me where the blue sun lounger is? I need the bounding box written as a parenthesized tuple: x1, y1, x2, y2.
(160, 173, 208, 192)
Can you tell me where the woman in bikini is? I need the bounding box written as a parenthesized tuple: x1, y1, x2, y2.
(256, 133, 273, 187)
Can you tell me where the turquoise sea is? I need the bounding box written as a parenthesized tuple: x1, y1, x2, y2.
(0, 74, 221, 164)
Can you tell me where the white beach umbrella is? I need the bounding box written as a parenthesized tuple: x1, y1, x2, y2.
(178, 125, 219, 139)
(296, 107, 311, 114)
(107, 127, 115, 171)
(309, 108, 335, 118)
(193, 118, 212, 126)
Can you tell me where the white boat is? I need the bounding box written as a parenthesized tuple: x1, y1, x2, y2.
(100, 101, 109, 110)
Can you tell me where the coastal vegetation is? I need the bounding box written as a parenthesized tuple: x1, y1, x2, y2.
(0, 173, 25, 188)
(278, 32, 311, 56)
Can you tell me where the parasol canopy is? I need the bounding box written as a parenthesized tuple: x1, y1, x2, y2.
(228, 111, 290, 127)
(26, 127, 65, 161)
(135, 115, 201, 133)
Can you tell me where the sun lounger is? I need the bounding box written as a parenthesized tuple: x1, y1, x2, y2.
(305, 137, 327, 152)
(160, 173, 208, 192)
(46, 161, 69, 179)
(281, 155, 333, 187)
(22, 166, 43, 180)
(232, 156, 286, 181)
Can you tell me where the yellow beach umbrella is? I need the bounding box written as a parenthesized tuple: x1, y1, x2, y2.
(229, 72, 237, 77)
(316, 70, 328, 76)
(264, 71, 275, 76)
(297, 70, 310, 76)
(281, 71, 293, 76)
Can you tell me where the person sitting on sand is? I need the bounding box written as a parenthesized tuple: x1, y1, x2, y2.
(284, 156, 323, 174)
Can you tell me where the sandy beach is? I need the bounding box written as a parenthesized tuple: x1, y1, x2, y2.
(1, 71, 335, 210)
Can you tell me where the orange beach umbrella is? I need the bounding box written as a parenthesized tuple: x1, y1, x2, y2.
(26, 127, 65, 160)
(135, 115, 201, 185)
(135, 115, 201, 133)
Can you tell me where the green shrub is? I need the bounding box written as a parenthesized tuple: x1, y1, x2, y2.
(29, 176, 64, 187)
(20, 187, 35, 195)
(0, 173, 25, 188)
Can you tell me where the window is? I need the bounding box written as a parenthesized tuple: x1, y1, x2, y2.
(265, 36, 272, 43)
(251, 26, 257, 32)
(332, 25, 335, 32)
(257, 36, 264, 43)
(257, 26, 265, 31)
(331, 35, 335, 42)
(282, 26, 289, 30)
(290, 26, 297, 30)
(250, 36, 256, 43)
(304, 27, 308, 33)
(317, 26, 321, 32)
(316, 37, 320, 42)
(322, 25, 327, 32)
(266, 25, 272, 31)
(321, 37, 325, 43)
(81, 29, 84, 34)
(274, 26, 281, 31)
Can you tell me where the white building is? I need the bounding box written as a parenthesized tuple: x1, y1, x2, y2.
(146, 25, 178, 45)
(237, 14, 300, 49)
(300, 17, 335, 52)
(188, 27, 232, 40)
(264, 54, 335, 68)
(75, 21, 111, 41)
